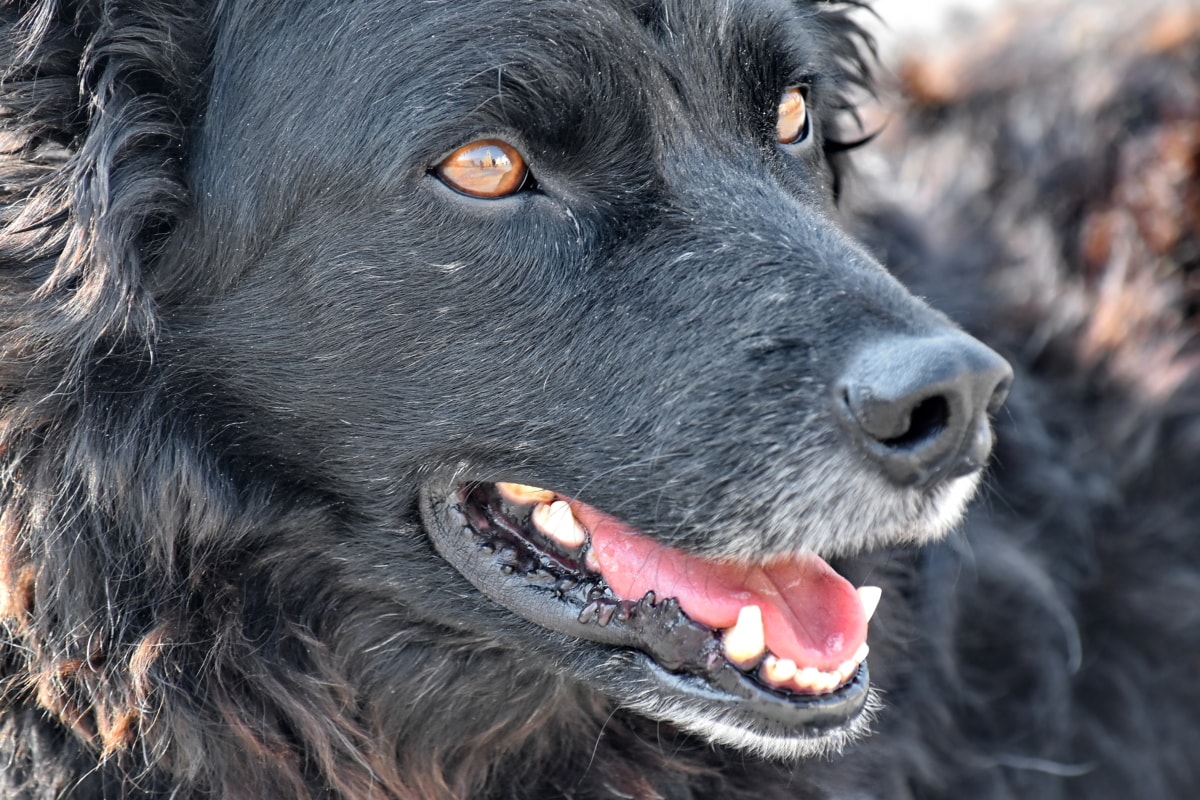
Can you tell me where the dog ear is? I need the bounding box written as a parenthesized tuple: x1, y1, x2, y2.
(0, 2, 214, 758)
(1, 2, 213, 359)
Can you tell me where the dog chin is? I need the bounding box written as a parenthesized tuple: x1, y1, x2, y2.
(626, 687, 883, 761)
(921, 473, 982, 542)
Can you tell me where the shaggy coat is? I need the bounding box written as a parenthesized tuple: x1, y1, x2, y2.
(2, 1, 1198, 798)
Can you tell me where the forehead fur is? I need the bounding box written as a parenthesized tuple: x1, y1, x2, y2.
(204, 0, 857, 156)
(191, 0, 870, 261)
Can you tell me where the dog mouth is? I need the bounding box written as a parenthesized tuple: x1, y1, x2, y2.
(420, 480, 882, 736)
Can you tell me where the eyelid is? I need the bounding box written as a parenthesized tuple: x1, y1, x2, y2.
(436, 139, 530, 199)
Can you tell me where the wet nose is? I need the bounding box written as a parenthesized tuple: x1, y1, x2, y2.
(835, 334, 1013, 488)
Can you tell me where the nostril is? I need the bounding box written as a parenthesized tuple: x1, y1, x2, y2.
(836, 333, 1012, 488)
(838, 384, 951, 450)
(879, 395, 949, 449)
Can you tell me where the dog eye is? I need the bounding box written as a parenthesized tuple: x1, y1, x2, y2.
(436, 139, 530, 198)
(776, 87, 810, 145)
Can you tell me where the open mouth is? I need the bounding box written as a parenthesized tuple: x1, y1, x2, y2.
(420, 480, 882, 736)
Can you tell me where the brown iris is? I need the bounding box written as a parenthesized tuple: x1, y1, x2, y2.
(776, 87, 809, 145)
(436, 139, 529, 198)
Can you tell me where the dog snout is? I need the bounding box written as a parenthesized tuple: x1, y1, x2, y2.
(835, 334, 1013, 488)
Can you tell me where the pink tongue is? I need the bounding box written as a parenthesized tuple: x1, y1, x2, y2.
(573, 502, 867, 672)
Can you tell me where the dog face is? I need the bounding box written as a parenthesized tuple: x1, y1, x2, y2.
(158, 0, 1012, 759)
(0, 0, 1008, 773)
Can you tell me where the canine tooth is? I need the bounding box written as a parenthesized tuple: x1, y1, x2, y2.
(584, 547, 602, 573)
(531, 501, 587, 548)
(496, 482, 556, 505)
(722, 606, 767, 668)
(857, 585, 882, 622)
(852, 642, 870, 664)
(761, 655, 797, 684)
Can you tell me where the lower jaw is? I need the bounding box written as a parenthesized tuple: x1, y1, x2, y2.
(614, 648, 874, 741)
(623, 668, 882, 761)
(418, 481, 875, 744)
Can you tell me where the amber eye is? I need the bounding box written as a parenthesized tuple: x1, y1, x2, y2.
(776, 87, 809, 145)
(436, 139, 529, 198)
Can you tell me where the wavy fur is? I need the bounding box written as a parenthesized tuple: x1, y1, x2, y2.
(2, 1, 1198, 799)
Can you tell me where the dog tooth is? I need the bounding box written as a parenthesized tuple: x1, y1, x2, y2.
(795, 672, 835, 695)
(819, 670, 845, 693)
(792, 666, 822, 692)
(722, 605, 767, 668)
(496, 482, 556, 505)
(584, 546, 602, 573)
(833, 644, 871, 682)
(857, 585, 882, 622)
(531, 501, 588, 548)
(761, 655, 797, 684)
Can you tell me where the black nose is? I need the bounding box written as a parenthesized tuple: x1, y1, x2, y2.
(836, 334, 1013, 488)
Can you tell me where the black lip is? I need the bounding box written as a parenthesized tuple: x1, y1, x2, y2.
(418, 482, 871, 733)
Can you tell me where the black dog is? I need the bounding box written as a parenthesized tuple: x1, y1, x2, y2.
(1, 1, 1196, 798)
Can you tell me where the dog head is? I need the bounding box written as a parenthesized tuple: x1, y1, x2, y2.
(0, 0, 1011, 785)
(177, 0, 1010, 758)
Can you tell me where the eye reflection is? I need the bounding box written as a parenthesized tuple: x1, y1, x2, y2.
(437, 139, 529, 198)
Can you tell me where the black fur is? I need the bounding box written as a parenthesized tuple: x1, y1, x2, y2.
(1, 1, 1197, 798)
